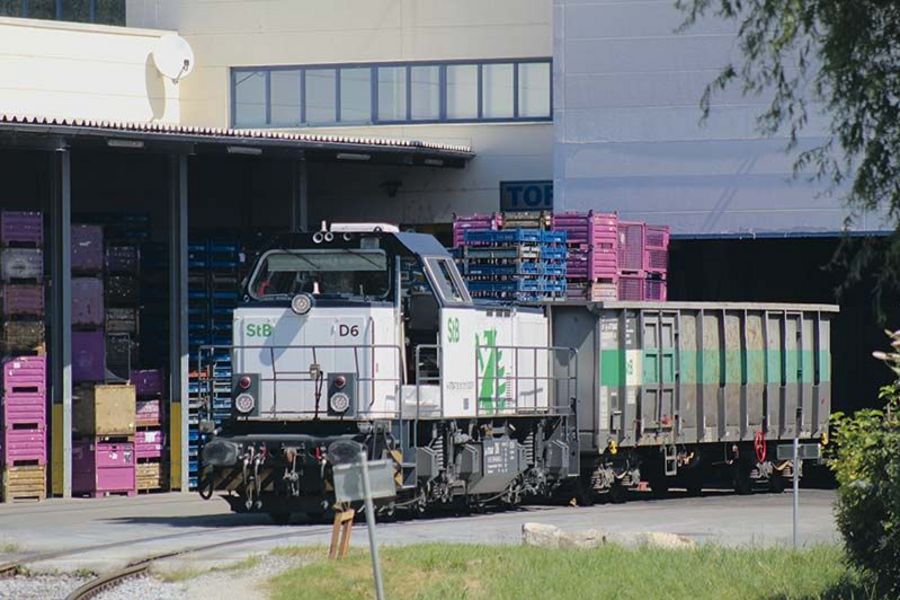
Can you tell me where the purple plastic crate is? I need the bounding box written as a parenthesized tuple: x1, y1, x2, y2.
(71, 225, 104, 272)
(2, 284, 44, 317)
(105, 246, 138, 273)
(1, 426, 46, 465)
(72, 330, 105, 383)
(1, 248, 43, 281)
(132, 369, 164, 397)
(1, 394, 46, 427)
(72, 440, 135, 496)
(1, 211, 43, 247)
(72, 277, 104, 327)
(135, 429, 164, 460)
(617, 222, 646, 272)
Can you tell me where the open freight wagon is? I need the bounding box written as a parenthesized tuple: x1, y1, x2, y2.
(550, 301, 837, 498)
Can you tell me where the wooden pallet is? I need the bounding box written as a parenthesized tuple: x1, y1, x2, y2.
(77, 490, 136, 498)
(137, 461, 169, 492)
(1, 465, 46, 502)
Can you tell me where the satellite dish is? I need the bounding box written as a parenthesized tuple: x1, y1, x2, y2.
(152, 34, 195, 83)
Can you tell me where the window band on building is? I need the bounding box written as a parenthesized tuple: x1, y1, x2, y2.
(231, 58, 552, 128)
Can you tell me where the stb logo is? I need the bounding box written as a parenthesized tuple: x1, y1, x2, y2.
(447, 317, 460, 343)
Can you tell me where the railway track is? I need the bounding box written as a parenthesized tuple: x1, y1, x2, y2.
(0, 523, 332, 599)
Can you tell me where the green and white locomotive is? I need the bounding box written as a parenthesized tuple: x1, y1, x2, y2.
(198, 224, 579, 522)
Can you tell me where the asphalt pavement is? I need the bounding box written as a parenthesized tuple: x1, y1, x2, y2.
(0, 488, 839, 574)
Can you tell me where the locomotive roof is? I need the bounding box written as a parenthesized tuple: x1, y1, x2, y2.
(260, 230, 452, 259)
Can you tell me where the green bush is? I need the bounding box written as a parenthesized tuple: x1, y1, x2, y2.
(828, 331, 900, 595)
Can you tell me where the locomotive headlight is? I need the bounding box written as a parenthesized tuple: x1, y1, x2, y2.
(291, 293, 313, 315)
(234, 393, 256, 414)
(329, 392, 350, 414)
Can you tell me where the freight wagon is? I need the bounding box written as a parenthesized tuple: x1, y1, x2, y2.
(197, 224, 834, 521)
(551, 302, 835, 500)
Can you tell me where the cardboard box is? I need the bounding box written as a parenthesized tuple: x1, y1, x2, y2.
(73, 384, 136, 436)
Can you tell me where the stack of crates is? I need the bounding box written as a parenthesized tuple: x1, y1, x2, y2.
(71, 224, 106, 384)
(457, 229, 568, 302)
(187, 237, 241, 490)
(1, 211, 46, 356)
(452, 213, 502, 247)
(500, 210, 552, 231)
(105, 246, 141, 381)
(552, 211, 619, 301)
(72, 383, 136, 497)
(0, 356, 47, 501)
(132, 369, 167, 492)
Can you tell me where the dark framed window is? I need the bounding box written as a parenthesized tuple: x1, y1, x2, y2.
(231, 58, 551, 128)
(0, 0, 124, 25)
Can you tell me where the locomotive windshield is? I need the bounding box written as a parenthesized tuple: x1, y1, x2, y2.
(249, 249, 390, 300)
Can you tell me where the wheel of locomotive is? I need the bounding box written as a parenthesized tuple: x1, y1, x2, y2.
(608, 481, 628, 504)
(768, 471, 788, 493)
(575, 478, 595, 507)
(268, 512, 293, 525)
(732, 462, 753, 495)
(684, 470, 703, 497)
(648, 475, 669, 498)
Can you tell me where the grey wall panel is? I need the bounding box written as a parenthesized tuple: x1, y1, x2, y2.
(553, 0, 878, 235)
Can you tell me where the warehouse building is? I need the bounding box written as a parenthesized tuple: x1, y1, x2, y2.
(0, 0, 889, 497)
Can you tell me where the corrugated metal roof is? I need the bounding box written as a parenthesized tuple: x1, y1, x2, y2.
(0, 113, 474, 156)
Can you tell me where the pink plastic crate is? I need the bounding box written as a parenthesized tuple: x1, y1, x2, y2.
(72, 277, 104, 327)
(452, 213, 502, 247)
(617, 222, 646, 272)
(552, 211, 618, 246)
(135, 430, 165, 460)
(135, 399, 161, 426)
(2, 284, 44, 317)
(618, 274, 645, 301)
(132, 369, 164, 397)
(3, 355, 46, 395)
(2, 394, 46, 427)
(645, 278, 668, 301)
(72, 440, 135, 496)
(71, 225, 104, 272)
(1, 426, 46, 465)
(644, 224, 670, 273)
(1, 211, 43, 247)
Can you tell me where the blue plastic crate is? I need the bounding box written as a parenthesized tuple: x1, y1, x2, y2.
(188, 430, 201, 442)
(462, 262, 566, 277)
(464, 229, 543, 244)
(540, 247, 568, 260)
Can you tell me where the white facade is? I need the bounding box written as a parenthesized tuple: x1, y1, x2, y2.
(126, 0, 554, 225)
(553, 0, 881, 236)
(0, 16, 180, 123)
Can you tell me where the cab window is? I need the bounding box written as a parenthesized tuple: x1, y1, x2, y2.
(425, 257, 470, 304)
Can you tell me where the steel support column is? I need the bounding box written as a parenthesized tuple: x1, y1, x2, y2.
(290, 158, 308, 232)
(168, 154, 189, 491)
(48, 146, 72, 497)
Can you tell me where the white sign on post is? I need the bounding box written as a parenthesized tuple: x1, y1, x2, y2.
(332, 460, 397, 504)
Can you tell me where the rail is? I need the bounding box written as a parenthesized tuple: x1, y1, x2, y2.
(196, 343, 404, 418)
(474, 345, 577, 417)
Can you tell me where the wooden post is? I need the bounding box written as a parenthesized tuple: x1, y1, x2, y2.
(328, 505, 355, 559)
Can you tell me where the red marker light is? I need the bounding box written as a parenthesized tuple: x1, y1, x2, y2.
(238, 376, 252, 390)
(334, 375, 347, 389)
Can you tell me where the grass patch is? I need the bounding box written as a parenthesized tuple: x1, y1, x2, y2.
(269, 543, 876, 600)
(157, 554, 262, 583)
(0, 541, 21, 553)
